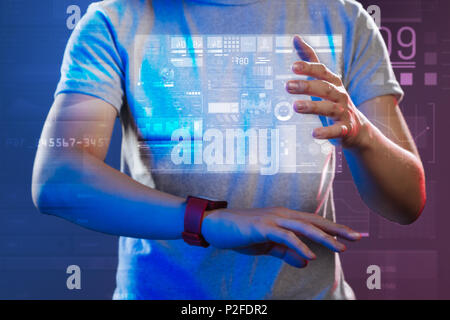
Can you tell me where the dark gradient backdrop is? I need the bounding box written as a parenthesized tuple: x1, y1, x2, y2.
(0, 0, 449, 299)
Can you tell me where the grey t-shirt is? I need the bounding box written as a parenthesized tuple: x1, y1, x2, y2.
(55, 0, 403, 299)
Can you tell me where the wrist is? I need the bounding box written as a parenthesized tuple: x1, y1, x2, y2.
(344, 116, 377, 153)
(200, 209, 214, 244)
(201, 208, 224, 241)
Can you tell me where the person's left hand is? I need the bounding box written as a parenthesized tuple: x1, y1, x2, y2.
(286, 35, 369, 149)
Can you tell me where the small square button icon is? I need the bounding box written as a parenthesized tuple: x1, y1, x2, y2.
(400, 73, 413, 86)
(425, 73, 437, 86)
(425, 52, 437, 65)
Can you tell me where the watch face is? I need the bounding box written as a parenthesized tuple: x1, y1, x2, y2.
(191, 195, 219, 202)
(187, 195, 228, 209)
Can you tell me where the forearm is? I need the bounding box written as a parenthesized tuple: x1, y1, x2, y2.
(32, 148, 186, 239)
(344, 123, 426, 224)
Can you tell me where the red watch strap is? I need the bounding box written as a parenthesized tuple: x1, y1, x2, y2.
(184, 196, 208, 235)
(183, 196, 210, 247)
(182, 196, 227, 247)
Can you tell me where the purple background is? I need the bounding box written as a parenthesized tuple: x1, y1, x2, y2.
(0, 0, 449, 299)
(338, 0, 450, 299)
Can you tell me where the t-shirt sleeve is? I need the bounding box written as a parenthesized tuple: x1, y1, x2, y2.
(342, 4, 404, 107)
(54, 3, 124, 114)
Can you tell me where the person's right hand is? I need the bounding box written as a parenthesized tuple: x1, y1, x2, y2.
(201, 207, 361, 268)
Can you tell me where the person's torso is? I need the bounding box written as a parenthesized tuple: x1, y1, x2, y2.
(103, 0, 357, 299)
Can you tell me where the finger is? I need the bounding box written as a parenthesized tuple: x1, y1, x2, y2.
(266, 227, 316, 260)
(267, 245, 308, 268)
(310, 221, 362, 241)
(293, 35, 320, 63)
(277, 209, 362, 241)
(286, 80, 346, 103)
(292, 61, 342, 86)
(275, 218, 346, 252)
(294, 100, 344, 120)
(313, 123, 350, 140)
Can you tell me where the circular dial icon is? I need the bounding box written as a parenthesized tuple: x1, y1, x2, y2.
(274, 101, 294, 121)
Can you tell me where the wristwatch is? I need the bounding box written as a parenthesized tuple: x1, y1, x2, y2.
(182, 195, 228, 247)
